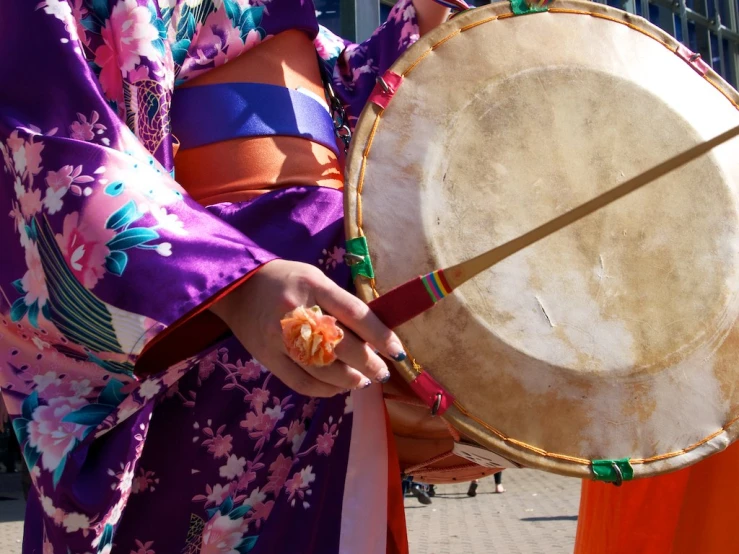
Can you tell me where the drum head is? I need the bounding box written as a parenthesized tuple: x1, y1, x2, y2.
(345, 1, 739, 479)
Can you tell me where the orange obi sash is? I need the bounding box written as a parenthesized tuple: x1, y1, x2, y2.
(173, 30, 343, 205)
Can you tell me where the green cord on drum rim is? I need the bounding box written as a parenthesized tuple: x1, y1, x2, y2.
(592, 459, 634, 485)
(345, 236, 375, 280)
(510, 0, 549, 16)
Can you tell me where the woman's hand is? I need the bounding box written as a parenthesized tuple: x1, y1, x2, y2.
(210, 260, 406, 397)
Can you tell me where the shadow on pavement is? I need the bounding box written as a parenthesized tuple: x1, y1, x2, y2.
(520, 515, 578, 522)
(430, 493, 501, 499)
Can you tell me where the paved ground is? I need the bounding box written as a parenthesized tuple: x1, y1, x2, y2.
(0, 473, 23, 554)
(0, 469, 581, 553)
(404, 469, 581, 554)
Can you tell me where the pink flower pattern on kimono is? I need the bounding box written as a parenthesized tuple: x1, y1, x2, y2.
(21, 241, 50, 308)
(46, 166, 76, 191)
(235, 458, 264, 491)
(27, 396, 88, 472)
(243, 385, 270, 414)
(264, 453, 292, 494)
(198, 350, 220, 382)
(20, 188, 43, 219)
(55, 212, 115, 289)
(44, 164, 94, 214)
(318, 245, 346, 270)
(241, 405, 282, 451)
(302, 398, 319, 419)
(9, 133, 45, 184)
(199, 9, 246, 62)
(202, 423, 234, 459)
(69, 111, 107, 142)
(130, 539, 156, 554)
(95, 0, 160, 104)
(284, 465, 316, 508)
(131, 468, 159, 494)
(316, 421, 338, 456)
(200, 513, 250, 554)
(247, 498, 274, 529)
(197, 483, 232, 507)
(236, 359, 265, 382)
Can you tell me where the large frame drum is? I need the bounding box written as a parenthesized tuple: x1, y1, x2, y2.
(345, 0, 739, 482)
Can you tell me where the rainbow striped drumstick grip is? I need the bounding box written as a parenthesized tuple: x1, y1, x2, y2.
(367, 270, 453, 329)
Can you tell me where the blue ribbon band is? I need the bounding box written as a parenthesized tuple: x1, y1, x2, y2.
(171, 82, 339, 156)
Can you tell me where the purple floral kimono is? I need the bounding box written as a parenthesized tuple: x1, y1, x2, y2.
(0, 1, 420, 552)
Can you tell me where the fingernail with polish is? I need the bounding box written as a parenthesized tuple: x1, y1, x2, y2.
(361, 378, 372, 389)
(389, 342, 407, 362)
(377, 371, 391, 384)
(391, 351, 407, 362)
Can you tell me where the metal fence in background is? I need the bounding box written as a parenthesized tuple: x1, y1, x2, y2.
(329, 0, 739, 87)
(595, 0, 739, 87)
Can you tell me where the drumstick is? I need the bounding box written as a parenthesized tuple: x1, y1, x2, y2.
(367, 123, 739, 329)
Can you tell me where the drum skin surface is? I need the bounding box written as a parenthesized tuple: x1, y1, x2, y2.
(346, 1, 739, 479)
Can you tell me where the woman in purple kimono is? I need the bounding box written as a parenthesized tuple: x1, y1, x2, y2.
(0, 1, 450, 552)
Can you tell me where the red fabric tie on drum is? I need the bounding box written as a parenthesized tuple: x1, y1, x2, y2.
(368, 71, 403, 109)
(408, 370, 454, 416)
(675, 44, 711, 76)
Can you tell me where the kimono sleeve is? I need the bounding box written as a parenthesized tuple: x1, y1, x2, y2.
(0, 1, 275, 376)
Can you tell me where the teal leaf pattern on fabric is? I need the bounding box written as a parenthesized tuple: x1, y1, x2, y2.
(183, 11, 197, 40)
(221, 496, 234, 515)
(62, 403, 116, 426)
(99, 379, 127, 407)
(239, 7, 264, 40)
(23, 441, 40, 470)
(229, 504, 252, 520)
(97, 524, 114, 554)
(26, 219, 38, 241)
(237, 536, 258, 554)
(105, 181, 124, 196)
(21, 391, 39, 421)
(52, 447, 69, 488)
(80, 15, 98, 33)
(9, 297, 27, 322)
(27, 301, 39, 328)
(90, 0, 110, 20)
(172, 38, 191, 67)
(12, 418, 29, 446)
(105, 250, 128, 276)
(106, 200, 140, 230)
(106, 227, 159, 251)
(11, 279, 24, 294)
(223, 0, 240, 21)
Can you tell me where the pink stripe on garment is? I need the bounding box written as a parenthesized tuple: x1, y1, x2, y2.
(339, 385, 388, 554)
